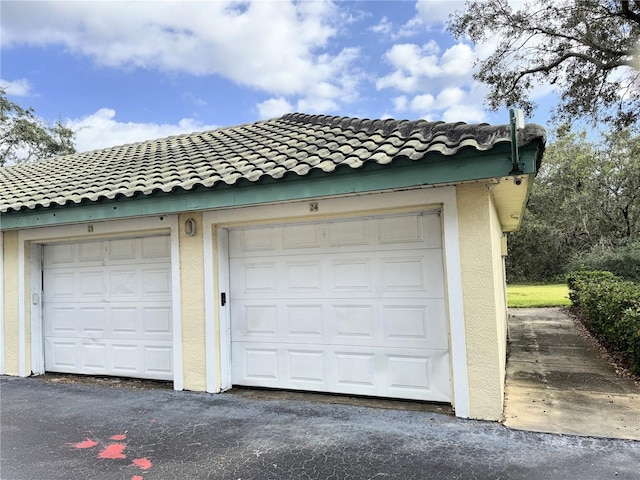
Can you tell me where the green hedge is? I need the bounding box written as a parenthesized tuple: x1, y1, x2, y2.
(567, 270, 640, 374)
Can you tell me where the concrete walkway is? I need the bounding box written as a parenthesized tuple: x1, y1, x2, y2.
(504, 307, 640, 440)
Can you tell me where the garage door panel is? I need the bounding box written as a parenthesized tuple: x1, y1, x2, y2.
(235, 227, 278, 253)
(111, 307, 138, 334)
(82, 343, 108, 369)
(45, 340, 78, 369)
(79, 241, 104, 262)
(230, 212, 451, 402)
(232, 299, 447, 350)
(44, 271, 76, 299)
(238, 304, 279, 336)
(328, 219, 369, 246)
(231, 342, 450, 401)
(43, 236, 172, 380)
(43, 269, 108, 300)
(380, 250, 445, 297)
(141, 235, 171, 258)
(109, 238, 137, 260)
(333, 304, 374, 339)
(382, 300, 449, 348)
(386, 351, 450, 401)
(141, 268, 172, 296)
(335, 351, 376, 387)
(110, 269, 138, 297)
(286, 305, 324, 337)
(112, 344, 139, 374)
(231, 213, 441, 248)
(143, 345, 173, 377)
(242, 262, 278, 294)
(80, 271, 106, 297)
(79, 307, 107, 334)
(332, 259, 372, 291)
(379, 214, 423, 244)
(143, 307, 172, 335)
(44, 267, 171, 302)
(46, 243, 75, 265)
(288, 349, 325, 384)
(232, 303, 326, 343)
(230, 216, 442, 258)
(232, 252, 444, 299)
(45, 338, 173, 380)
(282, 223, 322, 249)
(110, 267, 171, 298)
(241, 347, 279, 380)
(45, 304, 172, 340)
(381, 256, 424, 291)
(286, 261, 322, 292)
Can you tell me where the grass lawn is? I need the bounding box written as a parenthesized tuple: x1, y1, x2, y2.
(507, 283, 572, 308)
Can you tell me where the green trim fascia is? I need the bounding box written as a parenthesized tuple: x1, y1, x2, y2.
(1, 143, 541, 230)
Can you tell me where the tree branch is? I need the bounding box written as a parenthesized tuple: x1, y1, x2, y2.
(525, 24, 634, 57)
(620, 1, 640, 25)
(502, 51, 633, 98)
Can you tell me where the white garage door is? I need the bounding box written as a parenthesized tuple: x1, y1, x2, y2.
(43, 236, 173, 380)
(229, 211, 451, 402)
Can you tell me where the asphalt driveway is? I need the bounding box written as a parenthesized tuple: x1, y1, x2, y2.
(1, 376, 639, 480)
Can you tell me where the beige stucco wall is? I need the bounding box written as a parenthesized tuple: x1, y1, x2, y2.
(2, 231, 19, 375)
(456, 183, 508, 420)
(178, 212, 207, 391)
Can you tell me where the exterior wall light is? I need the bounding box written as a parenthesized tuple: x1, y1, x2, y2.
(185, 218, 197, 236)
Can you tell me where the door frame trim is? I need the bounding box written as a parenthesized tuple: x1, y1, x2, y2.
(17, 216, 182, 387)
(205, 186, 470, 417)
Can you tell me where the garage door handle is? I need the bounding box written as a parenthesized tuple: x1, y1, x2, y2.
(221, 292, 226, 307)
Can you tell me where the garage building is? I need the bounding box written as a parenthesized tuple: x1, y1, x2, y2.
(0, 113, 545, 420)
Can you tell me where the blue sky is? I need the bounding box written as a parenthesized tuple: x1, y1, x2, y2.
(1, 0, 555, 153)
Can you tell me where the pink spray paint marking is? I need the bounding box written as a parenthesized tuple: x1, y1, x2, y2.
(97, 443, 126, 459)
(131, 476, 143, 480)
(131, 457, 152, 470)
(72, 438, 98, 449)
(110, 434, 127, 441)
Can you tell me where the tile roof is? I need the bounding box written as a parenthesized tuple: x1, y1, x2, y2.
(0, 113, 546, 213)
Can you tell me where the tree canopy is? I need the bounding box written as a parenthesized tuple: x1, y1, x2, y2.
(0, 88, 76, 167)
(449, 0, 640, 129)
(506, 127, 640, 281)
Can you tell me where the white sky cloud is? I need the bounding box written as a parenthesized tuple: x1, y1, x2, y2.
(440, 104, 486, 123)
(393, 96, 409, 111)
(415, 1, 468, 27)
(0, 78, 32, 96)
(381, 0, 467, 39)
(380, 43, 494, 124)
(411, 94, 435, 111)
(257, 98, 294, 119)
(376, 40, 473, 94)
(373, 11, 502, 125)
(436, 87, 465, 108)
(413, 0, 526, 29)
(66, 108, 218, 153)
(370, 16, 393, 35)
(2, 0, 361, 112)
